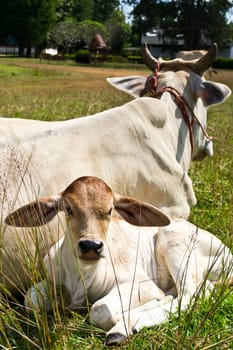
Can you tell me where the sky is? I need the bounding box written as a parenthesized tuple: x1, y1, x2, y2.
(227, 9, 233, 23)
(122, 4, 133, 23)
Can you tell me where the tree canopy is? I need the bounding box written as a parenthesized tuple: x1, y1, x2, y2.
(49, 19, 81, 53)
(130, 0, 233, 48)
(0, 0, 56, 56)
(56, 0, 120, 23)
(0, 0, 232, 56)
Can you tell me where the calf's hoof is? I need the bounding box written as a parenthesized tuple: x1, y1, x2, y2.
(105, 332, 127, 346)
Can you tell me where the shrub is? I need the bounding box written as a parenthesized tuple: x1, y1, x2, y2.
(111, 55, 128, 63)
(75, 49, 90, 64)
(64, 53, 76, 60)
(128, 55, 143, 64)
(213, 57, 233, 69)
(122, 48, 141, 57)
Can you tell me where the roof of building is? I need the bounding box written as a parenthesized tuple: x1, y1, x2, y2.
(88, 34, 108, 50)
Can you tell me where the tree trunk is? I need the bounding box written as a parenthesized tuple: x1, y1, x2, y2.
(26, 46, 32, 57)
(18, 43, 24, 57)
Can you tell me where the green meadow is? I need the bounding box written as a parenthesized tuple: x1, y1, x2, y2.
(0, 58, 232, 349)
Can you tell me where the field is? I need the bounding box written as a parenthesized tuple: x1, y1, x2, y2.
(0, 58, 232, 349)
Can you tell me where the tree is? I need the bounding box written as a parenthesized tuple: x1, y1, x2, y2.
(76, 20, 109, 45)
(128, 0, 233, 49)
(73, 0, 94, 21)
(54, 0, 130, 52)
(106, 9, 131, 52)
(55, 0, 77, 21)
(175, 0, 232, 48)
(56, 0, 120, 23)
(129, 0, 178, 46)
(49, 19, 80, 53)
(0, 0, 56, 56)
(93, 0, 120, 22)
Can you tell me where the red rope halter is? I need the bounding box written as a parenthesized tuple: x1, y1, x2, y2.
(149, 65, 213, 154)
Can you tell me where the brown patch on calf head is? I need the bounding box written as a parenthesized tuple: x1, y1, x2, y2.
(62, 177, 114, 254)
(62, 176, 113, 219)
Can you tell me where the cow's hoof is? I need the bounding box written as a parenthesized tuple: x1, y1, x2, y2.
(105, 332, 127, 346)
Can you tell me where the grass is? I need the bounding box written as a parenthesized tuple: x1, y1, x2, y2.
(0, 57, 232, 349)
(189, 72, 233, 246)
(0, 58, 137, 120)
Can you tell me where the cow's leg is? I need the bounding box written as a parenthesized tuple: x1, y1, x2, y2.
(24, 279, 52, 312)
(183, 173, 197, 209)
(89, 279, 166, 345)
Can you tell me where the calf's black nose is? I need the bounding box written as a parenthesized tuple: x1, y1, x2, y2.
(78, 240, 103, 254)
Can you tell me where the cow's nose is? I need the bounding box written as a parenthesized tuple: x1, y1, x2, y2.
(78, 240, 103, 254)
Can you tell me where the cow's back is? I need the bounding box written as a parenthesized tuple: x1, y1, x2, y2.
(1, 97, 187, 216)
(0, 97, 195, 292)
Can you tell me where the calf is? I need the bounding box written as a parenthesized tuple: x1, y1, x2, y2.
(5, 176, 233, 346)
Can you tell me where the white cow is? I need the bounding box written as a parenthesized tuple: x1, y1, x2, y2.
(5, 176, 233, 346)
(0, 43, 231, 293)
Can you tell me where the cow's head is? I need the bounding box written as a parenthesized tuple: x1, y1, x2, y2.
(107, 43, 231, 160)
(5, 176, 170, 263)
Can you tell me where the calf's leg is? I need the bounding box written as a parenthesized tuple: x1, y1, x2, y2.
(25, 280, 52, 312)
(89, 279, 166, 345)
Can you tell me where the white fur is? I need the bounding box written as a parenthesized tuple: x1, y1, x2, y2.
(10, 177, 231, 344)
(26, 219, 233, 341)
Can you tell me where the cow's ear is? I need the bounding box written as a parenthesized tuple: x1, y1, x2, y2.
(113, 193, 170, 227)
(196, 81, 231, 107)
(5, 195, 62, 227)
(107, 76, 147, 98)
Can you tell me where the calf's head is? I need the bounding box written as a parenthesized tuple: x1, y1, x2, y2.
(5, 176, 170, 262)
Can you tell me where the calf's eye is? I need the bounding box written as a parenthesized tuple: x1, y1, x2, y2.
(65, 206, 73, 217)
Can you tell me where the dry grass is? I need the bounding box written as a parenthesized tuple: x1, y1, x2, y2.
(0, 58, 143, 120)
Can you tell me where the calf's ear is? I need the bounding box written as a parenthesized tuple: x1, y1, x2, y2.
(113, 193, 170, 227)
(5, 195, 61, 227)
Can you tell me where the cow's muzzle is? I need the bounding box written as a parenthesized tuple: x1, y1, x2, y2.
(78, 240, 104, 261)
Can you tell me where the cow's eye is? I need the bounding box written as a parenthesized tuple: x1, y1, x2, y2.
(108, 208, 112, 216)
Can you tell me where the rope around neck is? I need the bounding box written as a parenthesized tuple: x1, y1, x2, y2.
(149, 66, 213, 154)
